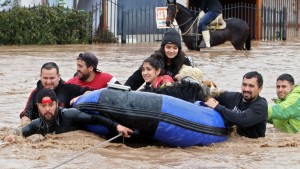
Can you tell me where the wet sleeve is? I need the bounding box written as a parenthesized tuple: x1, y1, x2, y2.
(21, 119, 42, 137)
(124, 67, 145, 90)
(268, 93, 300, 120)
(20, 90, 37, 119)
(215, 99, 268, 128)
(63, 108, 119, 131)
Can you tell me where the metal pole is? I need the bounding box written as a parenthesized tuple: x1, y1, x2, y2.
(121, 5, 126, 43)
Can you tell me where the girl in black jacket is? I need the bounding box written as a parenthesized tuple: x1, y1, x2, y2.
(125, 29, 192, 90)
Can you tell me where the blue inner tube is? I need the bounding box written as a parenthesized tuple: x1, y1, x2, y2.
(74, 88, 230, 147)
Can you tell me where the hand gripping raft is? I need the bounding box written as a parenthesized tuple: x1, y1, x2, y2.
(74, 88, 230, 147)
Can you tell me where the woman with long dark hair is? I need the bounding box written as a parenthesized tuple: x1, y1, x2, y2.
(125, 29, 192, 90)
(141, 54, 174, 89)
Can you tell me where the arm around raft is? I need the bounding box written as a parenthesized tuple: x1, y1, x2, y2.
(62, 108, 133, 137)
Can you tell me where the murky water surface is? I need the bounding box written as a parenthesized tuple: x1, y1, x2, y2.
(0, 40, 300, 168)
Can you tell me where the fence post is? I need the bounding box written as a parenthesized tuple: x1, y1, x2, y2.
(121, 5, 126, 43)
(282, 7, 287, 40)
(103, 0, 107, 31)
(273, 7, 276, 40)
(256, 0, 263, 40)
(296, 0, 299, 32)
(91, 3, 94, 44)
(279, 9, 282, 41)
(263, 7, 266, 41)
(73, 0, 77, 10)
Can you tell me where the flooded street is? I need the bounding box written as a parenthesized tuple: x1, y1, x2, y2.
(0, 40, 300, 168)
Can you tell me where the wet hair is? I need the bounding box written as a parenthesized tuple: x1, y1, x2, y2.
(41, 62, 59, 74)
(277, 73, 294, 85)
(243, 71, 263, 87)
(155, 46, 186, 76)
(142, 53, 165, 76)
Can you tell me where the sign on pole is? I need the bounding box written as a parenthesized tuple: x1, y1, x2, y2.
(156, 7, 178, 29)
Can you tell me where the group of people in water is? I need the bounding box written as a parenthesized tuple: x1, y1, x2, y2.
(4, 28, 300, 145)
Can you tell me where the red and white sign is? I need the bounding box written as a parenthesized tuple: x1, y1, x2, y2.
(156, 7, 178, 29)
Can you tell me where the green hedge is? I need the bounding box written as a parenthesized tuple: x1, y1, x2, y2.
(93, 28, 118, 43)
(0, 5, 92, 45)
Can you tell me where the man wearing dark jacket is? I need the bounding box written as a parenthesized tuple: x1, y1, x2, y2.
(20, 62, 90, 126)
(205, 71, 268, 138)
(6, 88, 132, 142)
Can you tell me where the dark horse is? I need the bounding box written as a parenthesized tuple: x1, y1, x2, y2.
(166, 0, 251, 50)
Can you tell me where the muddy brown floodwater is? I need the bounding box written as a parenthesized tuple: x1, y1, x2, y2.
(0, 40, 300, 169)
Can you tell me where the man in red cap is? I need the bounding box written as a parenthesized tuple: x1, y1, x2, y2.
(5, 88, 132, 142)
(20, 62, 90, 127)
(67, 52, 120, 90)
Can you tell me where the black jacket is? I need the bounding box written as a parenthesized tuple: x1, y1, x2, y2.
(22, 108, 119, 137)
(20, 79, 89, 120)
(201, 0, 222, 13)
(214, 92, 268, 138)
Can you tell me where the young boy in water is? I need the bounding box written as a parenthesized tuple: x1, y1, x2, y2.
(268, 74, 300, 133)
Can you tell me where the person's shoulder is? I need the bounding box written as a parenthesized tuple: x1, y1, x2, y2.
(30, 87, 39, 94)
(94, 72, 114, 80)
(252, 96, 268, 108)
(280, 85, 300, 101)
(61, 81, 86, 90)
(66, 76, 80, 84)
(96, 72, 112, 76)
(30, 118, 43, 125)
(257, 96, 268, 103)
(292, 85, 300, 93)
(36, 80, 44, 89)
(217, 91, 242, 102)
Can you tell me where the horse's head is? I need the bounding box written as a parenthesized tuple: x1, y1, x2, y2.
(166, 0, 178, 27)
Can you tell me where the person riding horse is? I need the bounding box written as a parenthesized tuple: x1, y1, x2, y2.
(188, 0, 222, 48)
(166, 0, 251, 50)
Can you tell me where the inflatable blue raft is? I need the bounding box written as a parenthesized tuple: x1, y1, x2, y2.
(74, 88, 230, 147)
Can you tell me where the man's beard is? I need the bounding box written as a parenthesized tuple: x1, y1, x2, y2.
(78, 71, 90, 81)
(39, 109, 58, 125)
(243, 92, 257, 102)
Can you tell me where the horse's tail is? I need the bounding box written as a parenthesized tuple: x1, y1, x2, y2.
(245, 34, 251, 50)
